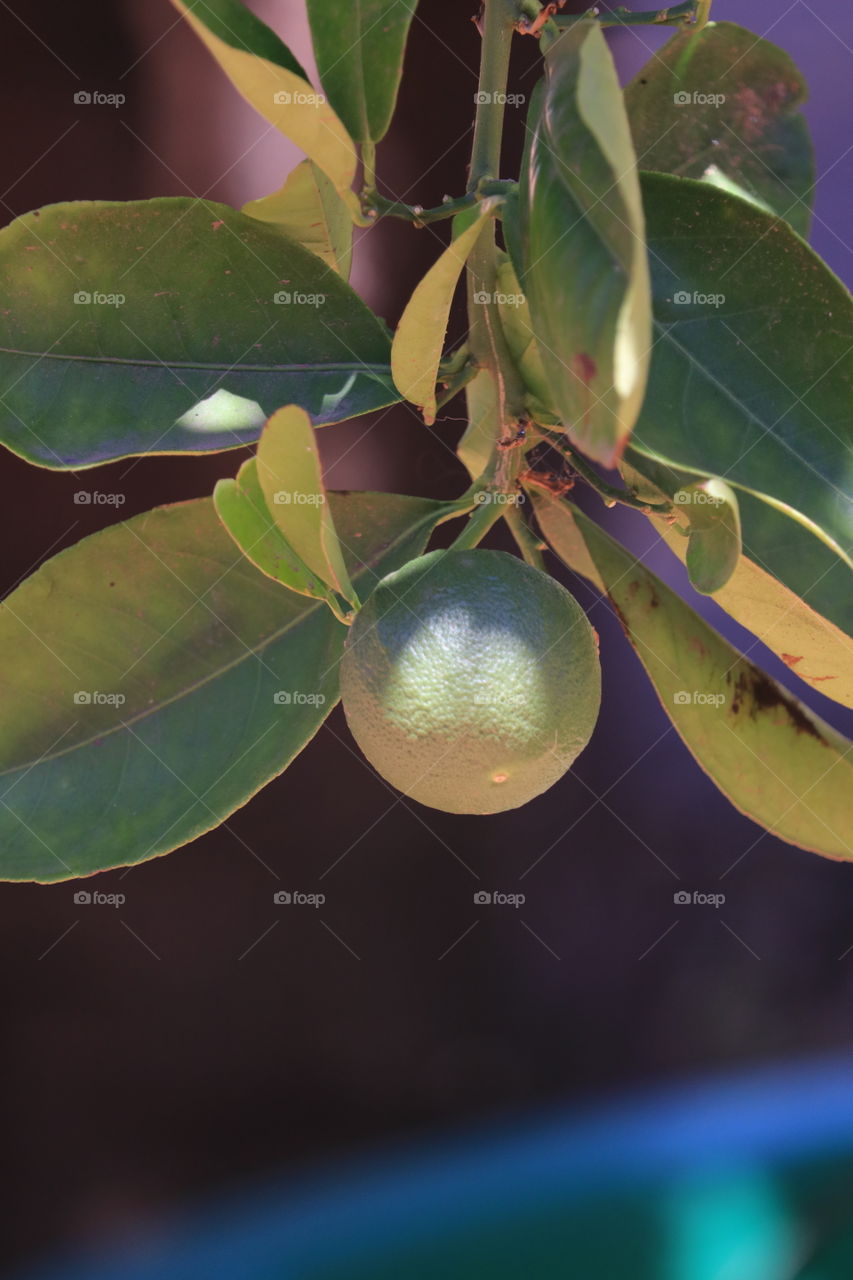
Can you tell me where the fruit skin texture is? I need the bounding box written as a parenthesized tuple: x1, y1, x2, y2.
(340, 549, 601, 814)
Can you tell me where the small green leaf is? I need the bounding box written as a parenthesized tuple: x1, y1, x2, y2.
(305, 0, 417, 143)
(391, 207, 490, 425)
(0, 491, 441, 882)
(214, 457, 339, 608)
(0, 199, 397, 468)
(256, 405, 357, 607)
(572, 506, 853, 860)
(493, 255, 554, 413)
(675, 477, 741, 595)
(626, 21, 814, 237)
(243, 159, 353, 278)
(515, 21, 651, 467)
(635, 172, 853, 572)
(622, 455, 853, 710)
(457, 368, 499, 482)
(171, 0, 359, 207)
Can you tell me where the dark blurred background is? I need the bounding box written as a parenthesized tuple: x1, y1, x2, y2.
(1, 0, 852, 1272)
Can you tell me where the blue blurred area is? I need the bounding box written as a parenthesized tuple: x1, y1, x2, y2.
(17, 1054, 853, 1280)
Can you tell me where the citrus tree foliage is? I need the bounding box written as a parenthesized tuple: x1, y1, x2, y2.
(0, 0, 849, 880)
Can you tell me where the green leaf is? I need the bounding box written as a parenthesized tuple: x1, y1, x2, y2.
(214, 457, 340, 610)
(622, 455, 853, 710)
(515, 21, 651, 467)
(0, 199, 398, 469)
(170, 0, 359, 208)
(0, 490, 442, 882)
(391, 207, 490, 425)
(458, 368, 499, 482)
(305, 0, 417, 143)
(256, 405, 357, 607)
(493, 255, 553, 412)
(676, 477, 742, 595)
(243, 159, 353, 278)
(635, 172, 853, 575)
(524, 480, 605, 591)
(572, 506, 853, 860)
(626, 21, 814, 237)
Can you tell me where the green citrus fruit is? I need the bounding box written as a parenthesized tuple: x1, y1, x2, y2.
(340, 549, 601, 814)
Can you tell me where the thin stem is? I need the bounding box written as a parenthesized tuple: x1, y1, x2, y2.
(554, 2, 701, 28)
(363, 191, 479, 226)
(695, 0, 712, 28)
(449, 496, 505, 550)
(468, 0, 517, 192)
(360, 141, 377, 193)
(504, 505, 546, 570)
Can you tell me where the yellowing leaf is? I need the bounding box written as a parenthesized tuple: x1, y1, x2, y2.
(171, 0, 358, 204)
(255, 405, 357, 607)
(243, 160, 353, 278)
(392, 209, 490, 425)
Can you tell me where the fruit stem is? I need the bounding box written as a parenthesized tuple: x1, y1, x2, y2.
(449, 497, 505, 550)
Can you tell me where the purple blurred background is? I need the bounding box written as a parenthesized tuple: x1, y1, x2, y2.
(0, 0, 851, 1272)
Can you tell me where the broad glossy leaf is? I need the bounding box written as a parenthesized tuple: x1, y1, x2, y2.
(516, 21, 651, 467)
(0, 491, 440, 882)
(171, 0, 358, 205)
(243, 160, 353, 278)
(676, 477, 741, 595)
(626, 21, 814, 237)
(391, 208, 489, 425)
(305, 0, 417, 143)
(635, 173, 853, 570)
(622, 457, 853, 709)
(214, 457, 338, 608)
(572, 507, 853, 859)
(256, 406, 356, 606)
(0, 199, 397, 468)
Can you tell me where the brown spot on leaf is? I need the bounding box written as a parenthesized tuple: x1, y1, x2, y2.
(781, 653, 802, 666)
(211, 220, 224, 231)
(571, 353, 597, 385)
(730, 668, 826, 741)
